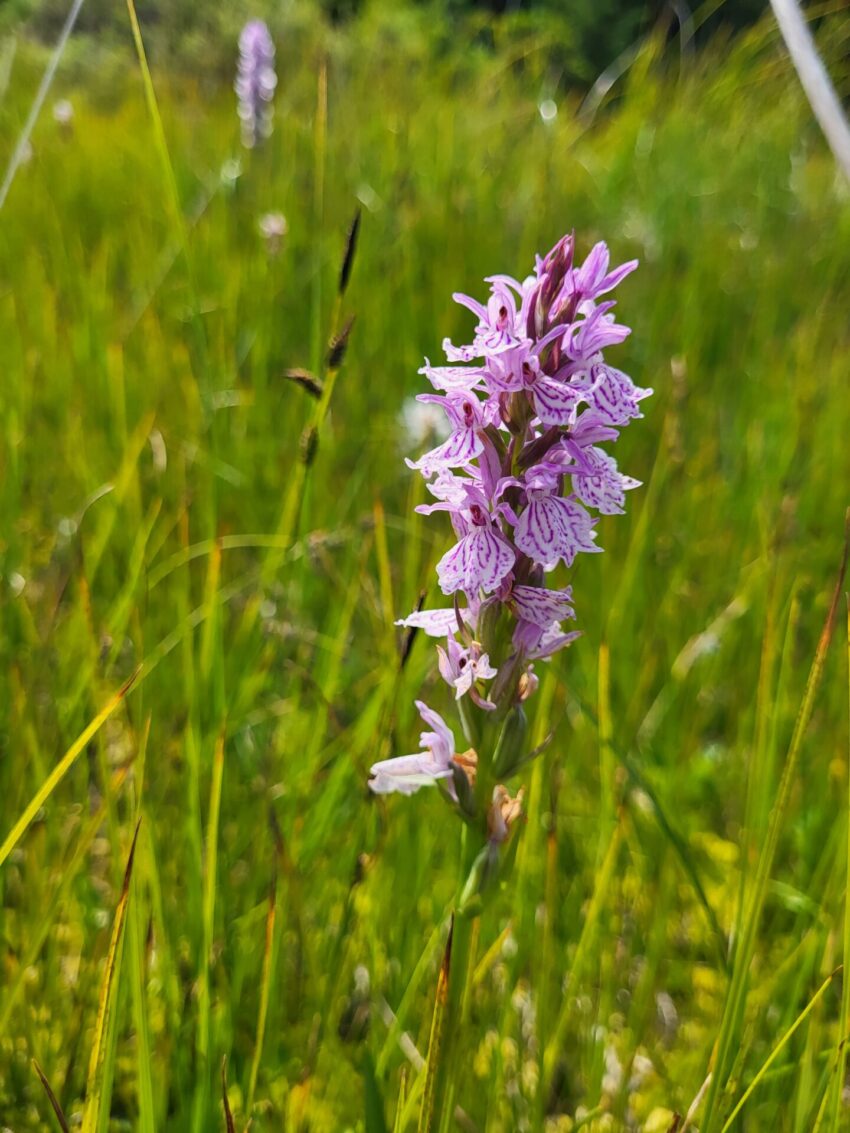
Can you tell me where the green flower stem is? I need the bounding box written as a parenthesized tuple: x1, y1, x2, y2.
(432, 829, 483, 1132)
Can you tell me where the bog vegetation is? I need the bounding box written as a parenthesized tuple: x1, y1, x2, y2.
(1, 4, 850, 1131)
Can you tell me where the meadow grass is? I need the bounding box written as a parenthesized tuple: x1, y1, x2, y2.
(1, 7, 850, 1130)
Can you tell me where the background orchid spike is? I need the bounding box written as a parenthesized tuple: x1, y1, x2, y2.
(372, 232, 649, 838)
(235, 20, 276, 149)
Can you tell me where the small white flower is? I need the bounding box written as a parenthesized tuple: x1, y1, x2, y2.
(53, 99, 73, 126)
(258, 211, 288, 254)
(397, 397, 451, 449)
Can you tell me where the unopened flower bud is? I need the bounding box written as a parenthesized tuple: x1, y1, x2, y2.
(450, 757, 476, 819)
(491, 705, 528, 779)
(476, 597, 505, 659)
(536, 233, 574, 331)
(500, 390, 533, 435)
(488, 651, 525, 715)
(530, 278, 546, 339)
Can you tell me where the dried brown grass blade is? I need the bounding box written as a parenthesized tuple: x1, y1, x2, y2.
(221, 1057, 236, 1133)
(338, 207, 361, 295)
(33, 1059, 70, 1132)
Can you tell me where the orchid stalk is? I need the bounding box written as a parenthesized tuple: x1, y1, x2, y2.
(370, 232, 650, 1120)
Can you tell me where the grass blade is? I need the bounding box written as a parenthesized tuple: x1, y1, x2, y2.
(0, 564, 262, 890)
(373, 500, 396, 668)
(0, 769, 131, 1035)
(81, 820, 142, 1133)
(128, 717, 155, 1133)
(196, 726, 227, 1124)
(0, 0, 85, 211)
(825, 595, 850, 1132)
(702, 514, 850, 1130)
(376, 913, 449, 1076)
(836, 593, 850, 1125)
(310, 56, 327, 372)
(364, 1050, 389, 1133)
(622, 749, 729, 969)
(769, 0, 850, 182)
(393, 1069, 409, 1133)
(246, 873, 278, 1115)
(719, 967, 841, 1131)
(418, 918, 453, 1133)
(0, 670, 138, 870)
(543, 813, 624, 1086)
(123, 0, 190, 265)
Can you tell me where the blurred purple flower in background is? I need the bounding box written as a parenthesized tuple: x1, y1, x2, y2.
(235, 20, 276, 148)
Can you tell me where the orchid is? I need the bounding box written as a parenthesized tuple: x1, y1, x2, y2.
(369, 232, 650, 1127)
(235, 20, 276, 149)
(372, 229, 650, 870)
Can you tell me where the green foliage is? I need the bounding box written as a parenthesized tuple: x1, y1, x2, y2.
(0, 6, 850, 1131)
(4, 0, 770, 87)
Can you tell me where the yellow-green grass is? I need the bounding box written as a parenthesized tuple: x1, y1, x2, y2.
(1, 6, 850, 1130)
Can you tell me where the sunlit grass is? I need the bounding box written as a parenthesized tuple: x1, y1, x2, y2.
(1, 7, 850, 1130)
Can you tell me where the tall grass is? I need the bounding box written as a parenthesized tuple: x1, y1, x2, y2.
(0, 7, 849, 1130)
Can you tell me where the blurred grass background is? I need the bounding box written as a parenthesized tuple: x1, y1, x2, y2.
(1, 1, 850, 1129)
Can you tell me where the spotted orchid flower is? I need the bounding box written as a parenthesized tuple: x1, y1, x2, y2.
(452, 278, 527, 355)
(371, 231, 650, 832)
(512, 465, 601, 570)
(369, 701, 458, 796)
(571, 446, 641, 515)
(406, 393, 492, 475)
(437, 636, 498, 706)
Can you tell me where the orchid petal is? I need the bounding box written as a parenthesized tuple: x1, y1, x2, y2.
(515, 495, 600, 569)
(437, 527, 516, 595)
(512, 584, 576, 626)
(396, 608, 468, 636)
(531, 375, 585, 426)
